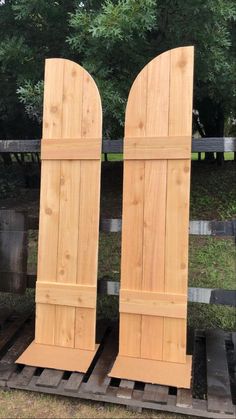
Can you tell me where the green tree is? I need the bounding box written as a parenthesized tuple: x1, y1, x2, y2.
(0, 0, 75, 140)
(68, 0, 236, 143)
(1, 0, 235, 150)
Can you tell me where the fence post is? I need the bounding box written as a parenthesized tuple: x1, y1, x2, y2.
(0, 210, 28, 293)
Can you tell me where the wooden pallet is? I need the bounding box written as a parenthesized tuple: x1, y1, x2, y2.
(0, 311, 235, 418)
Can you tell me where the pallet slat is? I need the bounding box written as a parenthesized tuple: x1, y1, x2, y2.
(143, 384, 169, 404)
(64, 372, 83, 392)
(0, 316, 235, 418)
(206, 330, 234, 415)
(0, 312, 32, 355)
(36, 369, 64, 388)
(9, 366, 36, 387)
(176, 388, 193, 408)
(85, 329, 118, 394)
(0, 316, 33, 385)
(116, 380, 134, 399)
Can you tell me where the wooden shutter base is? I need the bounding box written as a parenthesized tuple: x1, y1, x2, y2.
(109, 354, 192, 389)
(16, 341, 99, 373)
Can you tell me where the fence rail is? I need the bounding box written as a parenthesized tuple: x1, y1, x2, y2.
(1, 210, 235, 303)
(0, 137, 236, 153)
(22, 274, 236, 307)
(27, 216, 236, 237)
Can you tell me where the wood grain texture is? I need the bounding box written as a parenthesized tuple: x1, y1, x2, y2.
(19, 58, 102, 371)
(163, 46, 193, 364)
(16, 341, 99, 373)
(36, 282, 96, 308)
(41, 138, 101, 160)
(124, 136, 191, 159)
(120, 289, 187, 318)
(111, 47, 194, 386)
(110, 354, 192, 389)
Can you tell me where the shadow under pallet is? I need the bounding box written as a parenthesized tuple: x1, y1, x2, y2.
(0, 310, 235, 418)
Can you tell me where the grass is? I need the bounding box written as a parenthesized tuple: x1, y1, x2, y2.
(190, 162, 236, 220)
(0, 390, 193, 419)
(104, 152, 235, 161)
(3, 233, 235, 330)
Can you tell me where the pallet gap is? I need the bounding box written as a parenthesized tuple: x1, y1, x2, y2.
(192, 333, 207, 400)
(225, 337, 236, 405)
(82, 326, 111, 383)
(134, 381, 145, 391)
(168, 386, 177, 396)
(109, 377, 120, 388)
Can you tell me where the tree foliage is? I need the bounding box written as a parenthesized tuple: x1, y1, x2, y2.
(0, 0, 235, 139)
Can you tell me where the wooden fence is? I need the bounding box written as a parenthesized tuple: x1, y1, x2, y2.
(0, 210, 235, 307)
(0, 137, 235, 305)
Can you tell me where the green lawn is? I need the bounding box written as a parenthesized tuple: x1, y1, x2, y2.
(104, 152, 235, 161)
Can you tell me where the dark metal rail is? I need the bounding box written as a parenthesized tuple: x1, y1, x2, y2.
(0, 137, 236, 153)
(28, 216, 236, 237)
(24, 273, 236, 307)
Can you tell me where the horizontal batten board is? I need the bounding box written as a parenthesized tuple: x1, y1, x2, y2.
(98, 281, 236, 307)
(36, 282, 96, 308)
(124, 136, 191, 160)
(41, 138, 101, 160)
(24, 276, 236, 307)
(0, 137, 235, 153)
(120, 301, 186, 318)
(120, 290, 186, 318)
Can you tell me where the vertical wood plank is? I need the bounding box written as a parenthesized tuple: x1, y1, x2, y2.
(141, 51, 170, 361)
(163, 47, 193, 363)
(54, 161, 81, 347)
(119, 161, 145, 357)
(75, 69, 102, 350)
(54, 60, 83, 348)
(119, 67, 148, 358)
(35, 59, 64, 344)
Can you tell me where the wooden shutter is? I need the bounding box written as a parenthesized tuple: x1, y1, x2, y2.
(110, 47, 194, 388)
(17, 58, 102, 372)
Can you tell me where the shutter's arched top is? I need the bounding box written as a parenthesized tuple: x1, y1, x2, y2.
(125, 46, 194, 141)
(42, 58, 102, 141)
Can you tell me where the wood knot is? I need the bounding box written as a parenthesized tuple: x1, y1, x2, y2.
(184, 166, 190, 173)
(45, 207, 52, 215)
(138, 121, 144, 130)
(50, 105, 58, 113)
(178, 59, 187, 68)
